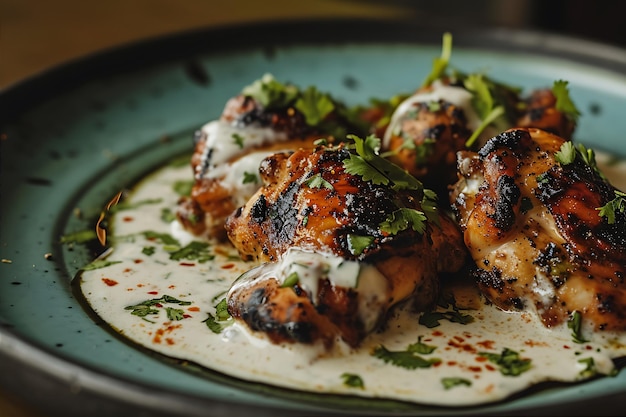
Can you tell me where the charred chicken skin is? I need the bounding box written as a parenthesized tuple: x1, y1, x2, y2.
(225, 142, 467, 348)
(451, 127, 626, 331)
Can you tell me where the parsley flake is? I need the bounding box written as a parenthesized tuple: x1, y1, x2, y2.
(347, 234, 375, 256)
(372, 345, 441, 370)
(552, 80, 581, 122)
(242, 171, 258, 184)
(421, 32, 453, 88)
(442, 377, 472, 390)
(597, 190, 626, 224)
(568, 310, 589, 344)
(340, 373, 364, 389)
(478, 348, 532, 376)
(304, 173, 333, 190)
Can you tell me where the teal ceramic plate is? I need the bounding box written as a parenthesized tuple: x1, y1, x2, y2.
(1, 19, 625, 417)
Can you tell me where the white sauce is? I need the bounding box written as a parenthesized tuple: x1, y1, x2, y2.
(78, 156, 626, 407)
(383, 80, 494, 148)
(195, 120, 290, 218)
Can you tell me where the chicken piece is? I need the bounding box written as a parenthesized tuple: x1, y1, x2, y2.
(226, 142, 467, 348)
(380, 79, 576, 197)
(451, 127, 626, 331)
(176, 74, 368, 240)
(516, 88, 576, 139)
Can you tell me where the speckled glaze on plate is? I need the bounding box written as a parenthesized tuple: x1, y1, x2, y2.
(1, 19, 626, 417)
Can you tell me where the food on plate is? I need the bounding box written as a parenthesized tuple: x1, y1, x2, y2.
(176, 74, 369, 240)
(75, 33, 626, 408)
(225, 137, 467, 348)
(451, 127, 626, 331)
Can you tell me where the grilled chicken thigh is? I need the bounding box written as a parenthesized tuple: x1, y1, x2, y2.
(176, 75, 367, 240)
(225, 142, 467, 348)
(451, 127, 626, 331)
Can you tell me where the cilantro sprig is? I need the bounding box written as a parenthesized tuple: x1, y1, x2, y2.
(597, 190, 626, 224)
(372, 337, 440, 370)
(552, 80, 581, 122)
(241, 73, 336, 128)
(341, 135, 439, 252)
(478, 348, 532, 376)
(464, 73, 506, 147)
(421, 32, 453, 88)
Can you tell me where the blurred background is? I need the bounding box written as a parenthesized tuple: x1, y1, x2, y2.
(2, 0, 625, 90)
(0, 0, 624, 415)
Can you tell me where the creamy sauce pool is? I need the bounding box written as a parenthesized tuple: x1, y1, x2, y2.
(77, 154, 626, 407)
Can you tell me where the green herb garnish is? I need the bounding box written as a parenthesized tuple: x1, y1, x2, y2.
(567, 310, 589, 344)
(347, 234, 375, 256)
(304, 173, 333, 190)
(242, 171, 259, 184)
(372, 345, 441, 370)
(340, 373, 365, 389)
(597, 190, 626, 224)
(442, 377, 472, 390)
(125, 295, 192, 318)
(421, 32, 453, 88)
(464, 73, 506, 147)
(552, 80, 581, 122)
(478, 348, 532, 376)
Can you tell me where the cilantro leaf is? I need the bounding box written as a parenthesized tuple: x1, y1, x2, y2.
(294, 86, 335, 126)
(242, 171, 258, 184)
(168, 241, 214, 263)
(597, 190, 626, 224)
(552, 80, 581, 122)
(421, 32, 453, 88)
(463, 73, 506, 147)
(442, 377, 472, 390)
(241, 73, 298, 109)
(567, 310, 589, 344)
(340, 373, 364, 389)
(380, 208, 428, 235)
(203, 313, 223, 334)
(347, 234, 375, 256)
(372, 345, 441, 369)
(478, 348, 532, 376)
(304, 173, 334, 190)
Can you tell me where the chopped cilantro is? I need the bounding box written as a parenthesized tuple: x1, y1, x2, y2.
(304, 173, 333, 190)
(407, 336, 437, 354)
(419, 310, 474, 328)
(597, 190, 626, 224)
(214, 297, 231, 321)
(241, 73, 299, 109)
(578, 357, 597, 378)
(568, 310, 589, 344)
(160, 207, 176, 223)
(165, 307, 185, 321)
(478, 348, 532, 376)
(372, 345, 441, 369)
(60, 229, 97, 244)
(347, 234, 375, 256)
(242, 171, 258, 184)
(421, 32, 453, 88)
(552, 80, 581, 122)
(554, 141, 606, 179)
(294, 86, 335, 126)
(82, 259, 122, 271)
(168, 241, 214, 263)
(464, 73, 506, 148)
(173, 180, 194, 197)
(142, 246, 156, 256)
(281, 272, 300, 288)
(340, 373, 364, 389)
(125, 295, 192, 318)
(204, 298, 232, 334)
(232, 133, 245, 149)
(142, 231, 180, 246)
(442, 377, 472, 390)
(203, 313, 223, 334)
(380, 208, 428, 235)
